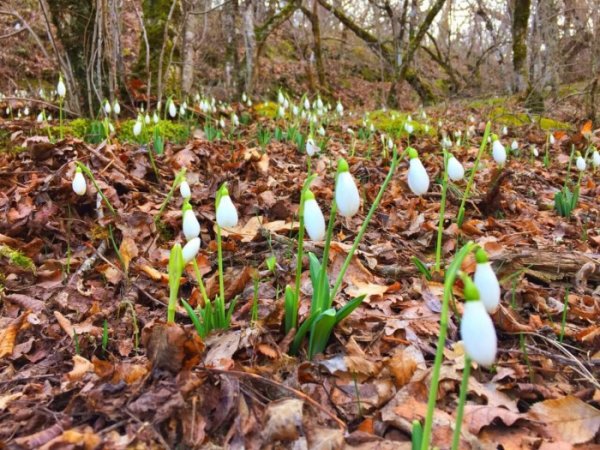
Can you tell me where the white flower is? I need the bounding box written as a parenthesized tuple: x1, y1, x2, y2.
(104, 100, 111, 114)
(404, 123, 414, 135)
(492, 139, 507, 166)
(316, 96, 323, 109)
(23, 107, 29, 116)
(283, 98, 289, 109)
(242, 92, 247, 103)
(407, 150, 429, 196)
(179, 104, 186, 117)
(145, 114, 150, 124)
(511, 140, 518, 151)
(461, 300, 497, 366)
(549, 134, 556, 145)
(153, 112, 159, 124)
(57, 77, 66, 98)
(306, 138, 319, 156)
(219, 118, 226, 129)
(47, 114, 52, 121)
(474, 249, 501, 313)
(336, 101, 343, 115)
(36, 112, 44, 123)
(246, 99, 252, 107)
(387, 138, 394, 150)
(168, 100, 177, 118)
(113, 100, 120, 115)
(133, 119, 142, 137)
(277, 105, 285, 118)
(303, 192, 326, 241)
(216, 191, 238, 228)
(502, 126, 508, 136)
(592, 150, 600, 168)
(441, 137, 452, 149)
(318, 126, 325, 136)
(292, 105, 299, 116)
(180, 180, 191, 199)
(232, 113, 239, 127)
(277, 90, 285, 104)
(447, 155, 464, 181)
(304, 97, 310, 110)
(532, 146, 539, 157)
(421, 110, 427, 119)
(335, 159, 360, 217)
(182, 237, 201, 264)
(183, 208, 201, 240)
(72, 168, 86, 196)
(576, 155, 586, 172)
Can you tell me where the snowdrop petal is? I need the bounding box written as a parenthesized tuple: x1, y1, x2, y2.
(447, 156, 464, 181)
(408, 158, 429, 195)
(179, 181, 191, 199)
(492, 140, 507, 165)
(72, 170, 86, 196)
(216, 195, 238, 228)
(303, 198, 326, 241)
(474, 262, 501, 313)
(461, 300, 497, 366)
(183, 209, 201, 240)
(335, 171, 360, 218)
(182, 237, 201, 264)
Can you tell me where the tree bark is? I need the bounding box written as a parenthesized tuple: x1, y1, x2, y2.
(181, 0, 201, 96)
(511, 0, 531, 93)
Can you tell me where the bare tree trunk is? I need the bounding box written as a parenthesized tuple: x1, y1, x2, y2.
(181, 0, 201, 96)
(301, 1, 327, 92)
(223, 0, 241, 95)
(241, 0, 256, 94)
(511, 0, 531, 93)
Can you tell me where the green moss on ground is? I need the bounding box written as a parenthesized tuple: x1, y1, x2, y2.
(368, 110, 436, 138)
(0, 245, 36, 272)
(254, 102, 278, 119)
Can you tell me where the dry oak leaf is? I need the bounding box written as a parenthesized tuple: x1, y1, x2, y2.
(527, 395, 600, 444)
(263, 398, 304, 442)
(0, 311, 31, 359)
(67, 355, 95, 381)
(41, 427, 101, 450)
(119, 236, 138, 273)
(463, 404, 524, 434)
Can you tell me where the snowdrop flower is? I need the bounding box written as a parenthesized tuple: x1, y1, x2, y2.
(72, 167, 86, 196)
(387, 137, 394, 150)
(473, 248, 500, 314)
(549, 133, 556, 145)
(36, 112, 44, 123)
(57, 76, 66, 98)
(316, 96, 323, 110)
(153, 112, 159, 124)
(407, 115, 412, 122)
(277, 105, 285, 118)
(113, 100, 121, 115)
(335, 158, 360, 217)
(576, 154, 586, 172)
(318, 126, 325, 136)
(277, 90, 285, 105)
(242, 92, 247, 103)
(182, 201, 201, 240)
(405, 122, 414, 135)
(441, 136, 452, 149)
(469, 115, 475, 123)
(447, 154, 465, 181)
(246, 99, 252, 107)
(283, 98, 289, 109)
(511, 140, 518, 151)
(144, 113, 150, 124)
(47, 114, 53, 121)
(303, 190, 326, 241)
(304, 97, 310, 110)
(182, 237, 201, 264)
(216, 185, 238, 228)
(109, 123, 115, 133)
(104, 100, 111, 115)
(421, 110, 427, 120)
(292, 105, 299, 116)
(531, 146, 539, 157)
(219, 118, 226, 129)
(369, 123, 375, 133)
(407, 148, 429, 196)
(336, 101, 343, 115)
(424, 125, 430, 133)
(232, 113, 239, 127)
(179, 103, 186, 117)
(168, 100, 177, 118)
(492, 136, 507, 166)
(133, 118, 143, 137)
(501, 126, 508, 136)
(592, 150, 600, 168)
(460, 273, 497, 366)
(179, 180, 191, 199)
(306, 137, 319, 156)
(23, 107, 29, 116)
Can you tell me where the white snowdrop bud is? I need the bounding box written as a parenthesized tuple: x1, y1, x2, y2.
(133, 119, 142, 137)
(306, 137, 319, 157)
(277, 90, 285, 104)
(336, 101, 343, 115)
(492, 138, 507, 166)
(47, 114, 53, 121)
(113, 100, 121, 115)
(145, 113, 150, 124)
(549, 134, 556, 145)
(283, 98, 289, 109)
(232, 113, 239, 127)
(404, 123, 414, 135)
(304, 97, 310, 110)
(168, 100, 177, 118)
(104, 100, 111, 114)
(461, 290, 497, 366)
(532, 146, 539, 157)
(182, 237, 201, 264)
(292, 105, 299, 116)
(182, 204, 201, 240)
(72, 167, 86, 196)
(219, 118, 226, 129)
(407, 148, 429, 196)
(387, 137, 394, 150)
(179, 180, 191, 199)
(303, 191, 326, 241)
(318, 126, 325, 136)
(36, 112, 44, 123)
(511, 140, 518, 151)
(576, 155, 586, 172)
(473, 249, 500, 314)
(216, 186, 238, 228)
(447, 155, 465, 181)
(57, 76, 66, 98)
(242, 92, 247, 103)
(23, 107, 29, 116)
(316, 96, 323, 109)
(335, 159, 360, 217)
(502, 126, 508, 136)
(179, 104, 186, 117)
(592, 150, 600, 168)
(153, 112, 159, 124)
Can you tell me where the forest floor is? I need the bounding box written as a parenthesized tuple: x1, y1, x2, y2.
(0, 105, 599, 449)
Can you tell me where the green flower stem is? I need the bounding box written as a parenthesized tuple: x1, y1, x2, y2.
(75, 162, 117, 216)
(154, 168, 187, 225)
(192, 258, 211, 307)
(456, 122, 491, 226)
(451, 356, 472, 450)
(167, 244, 183, 323)
(291, 174, 318, 331)
(145, 122, 160, 180)
(329, 147, 402, 301)
(435, 150, 450, 272)
(421, 241, 476, 450)
(318, 200, 338, 310)
(216, 224, 226, 325)
(59, 98, 64, 140)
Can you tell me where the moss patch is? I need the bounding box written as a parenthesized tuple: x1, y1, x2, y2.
(118, 120, 190, 144)
(0, 245, 36, 273)
(367, 110, 436, 138)
(254, 102, 278, 119)
(489, 107, 572, 131)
